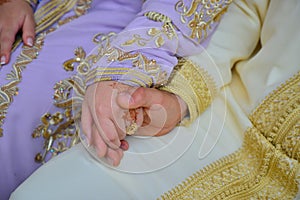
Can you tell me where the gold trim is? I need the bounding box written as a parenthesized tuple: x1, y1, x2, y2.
(249, 72, 300, 162)
(33, 78, 84, 163)
(159, 58, 216, 125)
(160, 71, 300, 199)
(119, 11, 178, 48)
(63, 34, 168, 87)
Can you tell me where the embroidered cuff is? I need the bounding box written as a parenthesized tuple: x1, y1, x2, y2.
(159, 58, 216, 125)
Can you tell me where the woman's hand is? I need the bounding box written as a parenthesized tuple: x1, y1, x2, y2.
(0, 0, 35, 65)
(81, 81, 133, 166)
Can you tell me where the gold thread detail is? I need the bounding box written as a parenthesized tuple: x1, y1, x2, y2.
(121, 12, 177, 48)
(63, 33, 168, 87)
(159, 58, 216, 125)
(175, 0, 232, 42)
(159, 71, 300, 199)
(32, 78, 84, 163)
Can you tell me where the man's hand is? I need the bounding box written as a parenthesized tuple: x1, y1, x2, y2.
(117, 87, 188, 137)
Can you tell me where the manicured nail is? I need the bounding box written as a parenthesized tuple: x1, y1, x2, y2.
(0, 56, 6, 65)
(27, 37, 33, 46)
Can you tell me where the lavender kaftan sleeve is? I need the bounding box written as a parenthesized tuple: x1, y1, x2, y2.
(0, 0, 143, 198)
(85, 0, 232, 87)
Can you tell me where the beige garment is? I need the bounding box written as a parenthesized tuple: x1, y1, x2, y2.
(11, 0, 300, 199)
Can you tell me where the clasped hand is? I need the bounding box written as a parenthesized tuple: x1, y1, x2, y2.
(81, 81, 187, 166)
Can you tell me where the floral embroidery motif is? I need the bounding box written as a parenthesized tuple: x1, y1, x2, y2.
(121, 11, 177, 48)
(160, 71, 300, 199)
(32, 78, 84, 163)
(64, 33, 168, 87)
(175, 0, 232, 42)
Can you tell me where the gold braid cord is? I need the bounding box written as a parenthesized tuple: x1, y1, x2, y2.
(159, 58, 216, 125)
(160, 71, 300, 199)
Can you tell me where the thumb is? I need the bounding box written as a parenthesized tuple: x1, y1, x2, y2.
(117, 87, 163, 109)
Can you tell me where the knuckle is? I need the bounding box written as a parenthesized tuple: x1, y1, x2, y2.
(132, 87, 145, 103)
(1, 34, 15, 45)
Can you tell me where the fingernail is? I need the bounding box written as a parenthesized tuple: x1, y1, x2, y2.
(0, 56, 6, 65)
(27, 37, 33, 46)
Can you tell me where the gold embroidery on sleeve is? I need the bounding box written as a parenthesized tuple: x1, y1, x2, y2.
(175, 0, 232, 42)
(121, 12, 177, 48)
(159, 58, 216, 125)
(160, 71, 300, 199)
(64, 33, 168, 87)
(0, 0, 91, 137)
(33, 31, 169, 162)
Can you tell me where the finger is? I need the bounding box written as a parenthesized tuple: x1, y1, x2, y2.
(91, 124, 108, 158)
(96, 117, 121, 149)
(106, 147, 124, 166)
(136, 104, 168, 137)
(110, 99, 127, 139)
(86, 84, 121, 149)
(117, 87, 165, 110)
(112, 119, 127, 140)
(0, 26, 19, 64)
(81, 99, 93, 144)
(22, 13, 35, 46)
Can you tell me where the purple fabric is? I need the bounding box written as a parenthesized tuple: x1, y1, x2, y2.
(0, 0, 225, 198)
(0, 0, 142, 198)
(87, 0, 225, 87)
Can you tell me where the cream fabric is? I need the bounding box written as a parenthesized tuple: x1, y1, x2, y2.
(10, 0, 300, 199)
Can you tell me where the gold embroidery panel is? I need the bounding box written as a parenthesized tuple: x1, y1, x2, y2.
(160, 71, 300, 199)
(159, 58, 216, 125)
